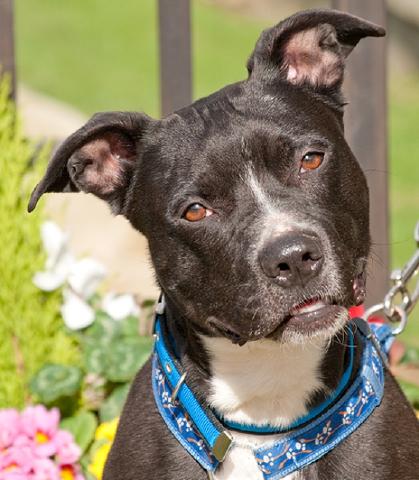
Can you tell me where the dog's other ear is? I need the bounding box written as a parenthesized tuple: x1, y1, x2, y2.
(28, 112, 153, 214)
(247, 9, 385, 95)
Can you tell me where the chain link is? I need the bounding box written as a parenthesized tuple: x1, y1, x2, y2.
(364, 221, 419, 335)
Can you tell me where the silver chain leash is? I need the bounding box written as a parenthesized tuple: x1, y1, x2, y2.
(363, 221, 419, 336)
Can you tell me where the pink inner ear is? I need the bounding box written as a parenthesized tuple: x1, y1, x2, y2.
(77, 131, 136, 196)
(284, 25, 344, 88)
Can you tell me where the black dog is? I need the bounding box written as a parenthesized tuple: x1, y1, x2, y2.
(29, 9, 419, 480)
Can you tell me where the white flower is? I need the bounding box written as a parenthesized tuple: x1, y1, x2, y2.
(342, 404, 355, 424)
(33, 221, 107, 298)
(286, 448, 296, 460)
(345, 405, 355, 416)
(68, 258, 107, 298)
(60, 288, 95, 330)
(185, 420, 193, 432)
(33, 221, 75, 291)
(33, 221, 108, 330)
(322, 424, 332, 434)
(59, 259, 106, 330)
(102, 293, 140, 321)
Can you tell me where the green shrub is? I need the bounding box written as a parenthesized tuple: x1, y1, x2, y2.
(0, 78, 80, 408)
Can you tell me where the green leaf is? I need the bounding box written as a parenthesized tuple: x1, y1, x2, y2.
(84, 346, 107, 375)
(401, 347, 419, 365)
(105, 338, 152, 383)
(61, 410, 98, 453)
(141, 299, 156, 309)
(99, 383, 130, 422)
(120, 315, 140, 338)
(83, 472, 97, 480)
(29, 364, 83, 404)
(84, 312, 119, 346)
(398, 379, 419, 408)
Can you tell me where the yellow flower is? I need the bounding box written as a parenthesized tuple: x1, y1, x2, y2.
(88, 418, 119, 479)
(416, 410, 419, 420)
(95, 417, 119, 442)
(88, 442, 112, 480)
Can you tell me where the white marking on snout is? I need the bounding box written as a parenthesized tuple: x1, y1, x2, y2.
(202, 335, 325, 479)
(247, 168, 278, 216)
(245, 167, 344, 301)
(246, 168, 302, 237)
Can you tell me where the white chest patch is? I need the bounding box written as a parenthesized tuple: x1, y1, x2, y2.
(212, 431, 302, 480)
(202, 336, 326, 480)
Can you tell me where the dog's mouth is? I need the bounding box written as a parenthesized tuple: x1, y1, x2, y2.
(207, 297, 349, 345)
(271, 298, 348, 341)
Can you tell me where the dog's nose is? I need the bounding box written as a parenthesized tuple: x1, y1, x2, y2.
(259, 232, 323, 286)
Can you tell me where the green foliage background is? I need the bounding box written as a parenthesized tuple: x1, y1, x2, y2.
(0, 79, 80, 408)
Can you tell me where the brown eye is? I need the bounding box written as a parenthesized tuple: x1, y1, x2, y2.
(184, 203, 211, 222)
(301, 152, 324, 172)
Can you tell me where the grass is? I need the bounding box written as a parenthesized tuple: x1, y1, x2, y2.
(14, 1, 419, 346)
(389, 75, 419, 347)
(14, 0, 263, 117)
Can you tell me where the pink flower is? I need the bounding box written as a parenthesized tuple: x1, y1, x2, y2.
(55, 431, 81, 465)
(0, 410, 21, 450)
(0, 444, 34, 478)
(0, 471, 30, 480)
(31, 458, 60, 480)
(0, 406, 84, 480)
(20, 406, 60, 458)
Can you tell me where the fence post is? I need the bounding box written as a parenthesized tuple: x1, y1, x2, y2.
(0, 0, 16, 99)
(332, 0, 388, 307)
(158, 0, 192, 117)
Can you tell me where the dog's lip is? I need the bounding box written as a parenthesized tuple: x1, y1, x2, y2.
(268, 303, 348, 339)
(289, 297, 326, 316)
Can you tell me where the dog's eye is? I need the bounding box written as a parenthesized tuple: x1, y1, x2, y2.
(183, 203, 212, 222)
(300, 152, 324, 172)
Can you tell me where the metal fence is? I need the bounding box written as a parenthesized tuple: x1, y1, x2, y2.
(0, 0, 388, 306)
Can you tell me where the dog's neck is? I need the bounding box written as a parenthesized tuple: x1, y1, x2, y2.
(164, 299, 358, 430)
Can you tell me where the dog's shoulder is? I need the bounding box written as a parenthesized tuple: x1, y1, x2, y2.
(317, 371, 419, 480)
(103, 358, 207, 480)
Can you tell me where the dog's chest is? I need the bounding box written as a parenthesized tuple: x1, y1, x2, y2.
(202, 336, 326, 480)
(212, 432, 303, 480)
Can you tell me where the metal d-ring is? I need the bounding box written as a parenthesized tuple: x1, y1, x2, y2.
(383, 284, 411, 318)
(389, 305, 408, 336)
(363, 303, 385, 322)
(363, 302, 408, 336)
(171, 372, 187, 403)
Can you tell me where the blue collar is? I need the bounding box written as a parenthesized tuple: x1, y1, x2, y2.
(152, 313, 394, 477)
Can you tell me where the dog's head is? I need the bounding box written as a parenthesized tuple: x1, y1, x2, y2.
(29, 10, 384, 345)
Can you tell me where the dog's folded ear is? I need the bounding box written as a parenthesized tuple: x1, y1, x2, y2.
(247, 9, 385, 97)
(28, 111, 153, 215)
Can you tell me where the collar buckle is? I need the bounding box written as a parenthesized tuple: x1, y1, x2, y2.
(212, 431, 233, 462)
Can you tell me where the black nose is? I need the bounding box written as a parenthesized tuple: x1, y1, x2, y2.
(259, 232, 323, 287)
